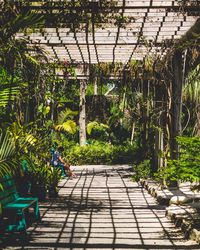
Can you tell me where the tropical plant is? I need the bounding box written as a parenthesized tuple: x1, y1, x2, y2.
(0, 67, 23, 108)
(155, 136, 200, 185)
(183, 64, 200, 136)
(87, 121, 109, 135)
(28, 164, 50, 188)
(48, 167, 62, 197)
(132, 160, 151, 182)
(0, 1, 44, 70)
(54, 108, 78, 134)
(65, 141, 138, 165)
(183, 64, 200, 104)
(0, 131, 18, 179)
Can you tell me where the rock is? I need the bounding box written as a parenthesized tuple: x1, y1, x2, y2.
(169, 196, 193, 205)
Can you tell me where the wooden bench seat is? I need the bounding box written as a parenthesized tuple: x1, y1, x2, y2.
(0, 176, 41, 234)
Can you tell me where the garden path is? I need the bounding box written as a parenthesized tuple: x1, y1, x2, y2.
(2, 165, 200, 250)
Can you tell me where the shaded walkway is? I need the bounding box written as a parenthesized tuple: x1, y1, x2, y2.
(1, 165, 199, 250)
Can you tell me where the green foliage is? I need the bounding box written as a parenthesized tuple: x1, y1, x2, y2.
(87, 121, 109, 140)
(65, 141, 138, 165)
(156, 136, 200, 184)
(132, 160, 151, 182)
(0, 131, 18, 178)
(28, 162, 51, 188)
(183, 64, 200, 104)
(54, 108, 78, 134)
(55, 120, 77, 134)
(48, 167, 62, 188)
(0, 1, 44, 70)
(109, 104, 124, 127)
(0, 67, 22, 107)
(57, 108, 78, 125)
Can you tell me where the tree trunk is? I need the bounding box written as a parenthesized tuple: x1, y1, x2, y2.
(196, 105, 200, 137)
(130, 122, 135, 145)
(79, 79, 87, 146)
(94, 77, 98, 95)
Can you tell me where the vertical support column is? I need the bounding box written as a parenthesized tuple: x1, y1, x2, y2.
(94, 77, 98, 95)
(154, 84, 164, 173)
(141, 79, 148, 156)
(168, 50, 183, 187)
(170, 50, 183, 160)
(79, 79, 87, 146)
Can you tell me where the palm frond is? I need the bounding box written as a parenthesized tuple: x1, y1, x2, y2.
(87, 121, 99, 135)
(57, 108, 78, 124)
(87, 121, 109, 135)
(0, 86, 20, 107)
(55, 120, 77, 134)
(183, 64, 200, 103)
(8, 121, 39, 154)
(0, 6, 44, 42)
(0, 67, 22, 107)
(0, 131, 18, 178)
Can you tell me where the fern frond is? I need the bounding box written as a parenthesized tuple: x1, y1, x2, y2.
(0, 131, 18, 178)
(87, 121, 99, 135)
(55, 120, 77, 134)
(57, 108, 78, 124)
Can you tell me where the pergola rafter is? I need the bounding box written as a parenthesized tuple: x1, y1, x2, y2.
(14, 0, 199, 77)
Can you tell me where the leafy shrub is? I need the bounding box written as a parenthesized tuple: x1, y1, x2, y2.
(64, 141, 138, 165)
(132, 160, 151, 181)
(155, 136, 200, 184)
(87, 121, 109, 141)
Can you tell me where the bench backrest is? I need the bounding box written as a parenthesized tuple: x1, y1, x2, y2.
(0, 176, 19, 207)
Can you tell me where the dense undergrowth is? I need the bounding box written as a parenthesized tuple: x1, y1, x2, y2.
(64, 141, 138, 165)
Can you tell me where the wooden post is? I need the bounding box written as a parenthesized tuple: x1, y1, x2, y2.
(169, 50, 183, 187)
(94, 77, 98, 95)
(130, 122, 135, 145)
(79, 79, 87, 146)
(141, 79, 148, 156)
(170, 50, 183, 160)
(154, 84, 164, 172)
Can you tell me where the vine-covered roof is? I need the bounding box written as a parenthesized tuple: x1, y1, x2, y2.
(14, 0, 199, 77)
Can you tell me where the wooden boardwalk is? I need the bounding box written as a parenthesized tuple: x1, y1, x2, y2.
(1, 165, 199, 250)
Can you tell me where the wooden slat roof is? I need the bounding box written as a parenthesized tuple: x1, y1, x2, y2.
(15, 0, 199, 68)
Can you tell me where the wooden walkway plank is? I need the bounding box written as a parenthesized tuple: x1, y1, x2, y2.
(1, 165, 199, 249)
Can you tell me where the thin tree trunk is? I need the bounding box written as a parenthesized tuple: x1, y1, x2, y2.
(196, 105, 200, 136)
(94, 77, 98, 95)
(79, 79, 87, 146)
(51, 81, 56, 121)
(130, 122, 135, 145)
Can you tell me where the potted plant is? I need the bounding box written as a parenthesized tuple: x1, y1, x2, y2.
(48, 167, 62, 198)
(29, 164, 50, 201)
(15, 160, 31, 197)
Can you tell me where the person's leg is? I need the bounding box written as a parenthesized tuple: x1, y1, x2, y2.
(58, 163, 67, 177)
(64, 164, 76, 178)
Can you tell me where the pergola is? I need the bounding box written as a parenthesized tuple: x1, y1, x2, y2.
(16, 0, 199, 78)
(13, 0, 200, 157)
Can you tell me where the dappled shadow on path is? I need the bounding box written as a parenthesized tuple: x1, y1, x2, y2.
(1, 165, 199, 250)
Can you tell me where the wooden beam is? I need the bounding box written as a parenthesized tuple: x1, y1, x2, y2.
(170, 50, 183, 161)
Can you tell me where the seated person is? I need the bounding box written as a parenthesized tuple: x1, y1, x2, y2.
(51, 146, 75, 178)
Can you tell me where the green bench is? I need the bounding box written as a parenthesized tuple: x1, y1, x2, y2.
(0, 176, 41, 234)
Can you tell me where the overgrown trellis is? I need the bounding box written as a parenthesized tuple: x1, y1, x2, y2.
(0, 0, 199, 185)
(16, 0, 199, 68)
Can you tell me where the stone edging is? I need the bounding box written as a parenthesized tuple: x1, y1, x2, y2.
(140, 179, 200, 244)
